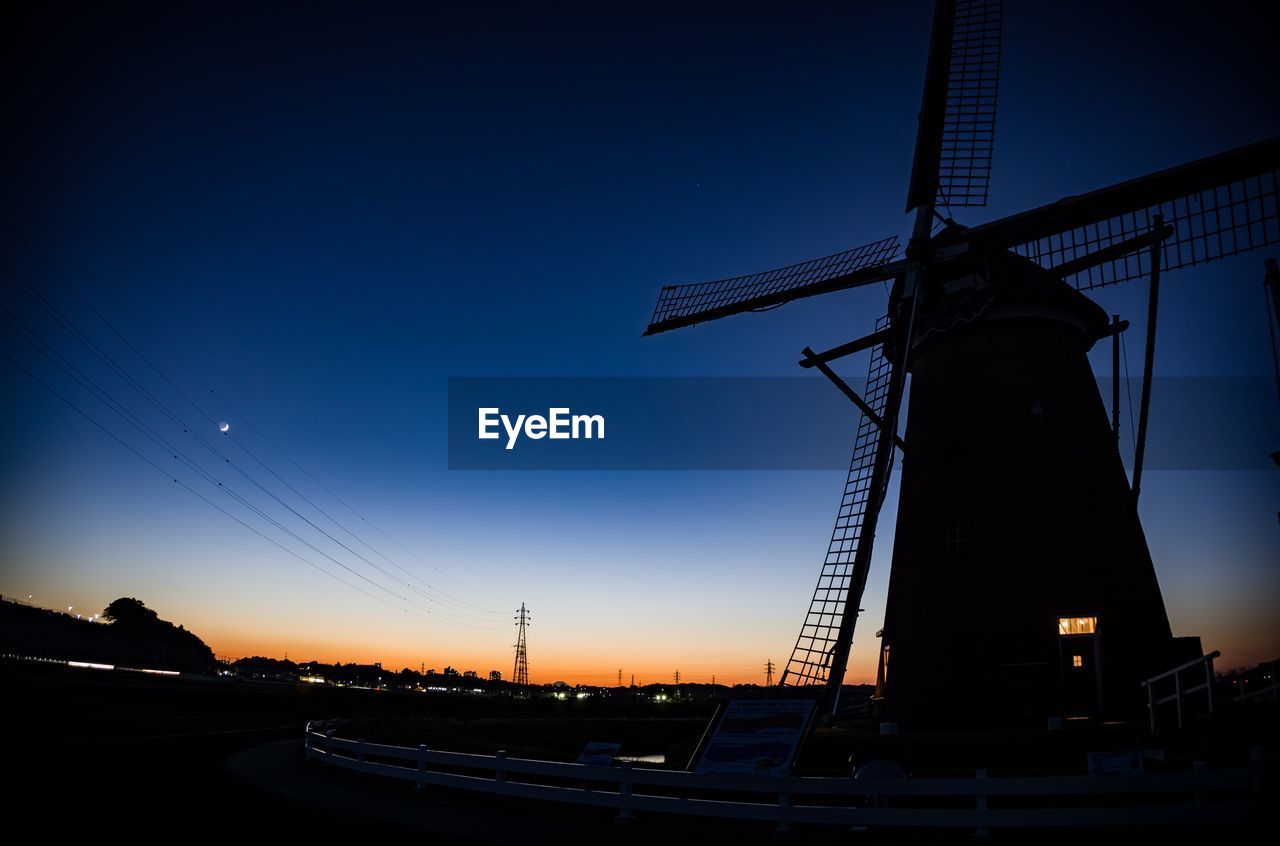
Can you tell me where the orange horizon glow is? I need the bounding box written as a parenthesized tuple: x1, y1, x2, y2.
(204, 632, 873, 687)
(203, 632, 1272, 689)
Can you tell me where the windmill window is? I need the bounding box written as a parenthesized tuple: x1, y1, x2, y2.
(1058, 616, 1097, 635)
(945, 519, 968, 555)
(1072, 654, 1084, 668)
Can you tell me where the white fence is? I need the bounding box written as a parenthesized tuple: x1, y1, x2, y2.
(303, 722, 1266, 830)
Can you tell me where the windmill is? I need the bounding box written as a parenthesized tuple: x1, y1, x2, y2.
(643, 0, 1279, 723)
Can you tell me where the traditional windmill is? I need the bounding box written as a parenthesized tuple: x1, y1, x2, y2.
(643, 0, 1279, 724)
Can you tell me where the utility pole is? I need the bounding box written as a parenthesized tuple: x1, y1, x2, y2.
(766, 659, 775, 687)
(512, 603, 530, 690)
(617, 668, 623, 688)
(712, 674, 716, 687)
(1265, 259, 1280, 520)
(630, 673, 635, 688)
(1111, 314, 1121, 449)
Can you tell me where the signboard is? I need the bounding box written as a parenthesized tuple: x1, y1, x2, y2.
(576, 742, 621, 766)
(1087, 750, 1144, 776)
(693, 699, 817, 776)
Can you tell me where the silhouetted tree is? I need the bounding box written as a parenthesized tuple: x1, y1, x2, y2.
(102, 597, 159, 627)
(98, 597, 215, 672)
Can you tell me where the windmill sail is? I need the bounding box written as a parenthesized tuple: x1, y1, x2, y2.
(644, 236, 901, 335)
(906, 0, 1004, 212)
(781, 315, 895, 687)
(963, 136, 1280, 289)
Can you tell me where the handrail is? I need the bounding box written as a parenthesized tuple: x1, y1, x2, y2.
(301, 722, 1263, 831)
(1142, 651, 1220, 732)
(1142, 650, 1222, 687)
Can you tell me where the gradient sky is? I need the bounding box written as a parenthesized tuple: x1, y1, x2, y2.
(1, 1, 1277, 686)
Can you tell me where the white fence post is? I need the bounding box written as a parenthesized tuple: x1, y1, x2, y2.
(776, 784, 792, 833)
(975, 768, 990, 839)
(1174, 672, 1184, 729)
(415, 744, 430, 793)
(1248, 746, 1264, 802)
(1204, 655, 1215, 714)
(615, 761, 634, 824)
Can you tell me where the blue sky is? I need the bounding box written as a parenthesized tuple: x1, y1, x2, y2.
(1, 1, 1276, 682)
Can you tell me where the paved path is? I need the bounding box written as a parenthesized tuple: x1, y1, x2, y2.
(228, 740, 866, 844)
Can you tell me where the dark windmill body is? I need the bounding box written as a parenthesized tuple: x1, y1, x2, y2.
(643, 0, 1279, 727)
(877, 251, 1190, 724)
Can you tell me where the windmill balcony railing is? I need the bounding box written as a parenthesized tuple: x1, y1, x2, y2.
(303, 720, 1268, 831)
(1142, 650, 1220, 733)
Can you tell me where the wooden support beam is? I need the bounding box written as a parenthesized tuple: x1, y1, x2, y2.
(1132, 216, 1163, 503)
(1051, 224, 1174, 280)
(801, 347, 907, 453)
(798, 328, 893, 369)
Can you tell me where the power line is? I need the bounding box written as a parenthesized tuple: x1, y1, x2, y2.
(2, 205, 499, 607)
(1, 211, 499, 615)
(0, 276, 493, 628)
(0, 256, 496, 627)
(0, 348, 427, 618)
(0, 302, 480, 623)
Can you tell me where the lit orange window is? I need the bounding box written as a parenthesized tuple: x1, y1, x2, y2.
(1058, 616, 1097, 635)
(1072, 655, 1084, 668)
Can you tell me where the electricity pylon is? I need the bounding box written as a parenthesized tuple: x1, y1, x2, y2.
(512, 603, 530, 689)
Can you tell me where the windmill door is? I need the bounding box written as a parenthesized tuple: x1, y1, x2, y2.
(1058, 616, 1102, 716)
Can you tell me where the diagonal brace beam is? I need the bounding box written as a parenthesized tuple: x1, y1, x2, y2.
(1049, 224, 1174, 279)
(802, 346, 907, 454)
(798, 328, 893, 369)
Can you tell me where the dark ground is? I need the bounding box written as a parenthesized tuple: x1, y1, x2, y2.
(6, 660, 1270, 842)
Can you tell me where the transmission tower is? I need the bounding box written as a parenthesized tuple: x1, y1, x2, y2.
(766, 659, 775, 687)
(617, 669, 623, 687)
(674, 669, 681, 685)
(512, 603, 530, 689)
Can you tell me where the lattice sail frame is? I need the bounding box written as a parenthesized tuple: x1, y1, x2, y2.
(1015, 168, 1280, 289)
(647, 236, 900, 332)
(936, 0, 1002, 208)
(782, 315, 894, 687)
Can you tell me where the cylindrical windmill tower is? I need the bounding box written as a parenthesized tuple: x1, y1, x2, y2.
(875, 252, 1199, 726)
